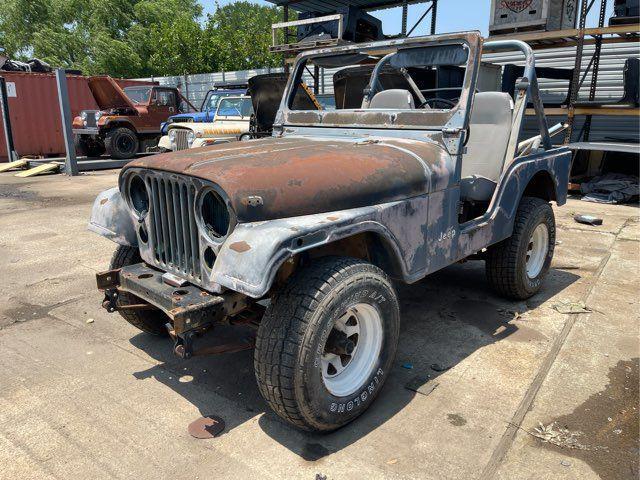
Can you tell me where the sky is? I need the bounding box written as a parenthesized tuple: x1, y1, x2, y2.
(201, 0, 614, 36)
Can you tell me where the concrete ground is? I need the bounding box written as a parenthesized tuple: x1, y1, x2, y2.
(0, 170, 637, 480)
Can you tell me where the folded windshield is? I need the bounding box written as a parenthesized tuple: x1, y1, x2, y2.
(288, 42, 470, 112)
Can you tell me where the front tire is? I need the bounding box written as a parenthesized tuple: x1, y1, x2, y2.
(105, 127, 139, 159)
(109, 245, 168, 336)
(254, 257, 400, 432)
(486, 196, 556, 300)
(74, 135, 105, 157)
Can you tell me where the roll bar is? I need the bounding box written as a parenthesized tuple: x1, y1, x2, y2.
(484, 40, 552, 151)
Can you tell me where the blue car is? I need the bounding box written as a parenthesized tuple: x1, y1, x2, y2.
(160, 83, 247, 134)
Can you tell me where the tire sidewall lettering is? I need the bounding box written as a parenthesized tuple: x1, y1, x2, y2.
(329, 368, 384, 415)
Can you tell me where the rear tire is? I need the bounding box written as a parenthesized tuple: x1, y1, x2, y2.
(109, 245, 168, 336)
(105, 127, 139, 159)
(485, 196, 555, 300)
(254, 257, 400, 432)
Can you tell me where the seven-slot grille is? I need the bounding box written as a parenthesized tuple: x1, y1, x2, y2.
(174, 129, 190, 151)
(146, 174, 201, 281)
(83, 110, 98, 128)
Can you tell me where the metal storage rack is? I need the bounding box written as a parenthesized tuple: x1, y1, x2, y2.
(267, 1, 439, 58)
(266, 0, 439, 97)
(489, 0, 639, 143)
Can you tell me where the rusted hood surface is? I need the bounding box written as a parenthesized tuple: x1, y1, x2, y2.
(88, 76, 137, 111)
(124, 136, 452, 222)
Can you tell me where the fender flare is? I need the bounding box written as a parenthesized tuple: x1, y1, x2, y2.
(101, 118, 137, 133)
(458, 147, 571, 257)
(209, 203, 414, 299)
(87, 187, 138, 247)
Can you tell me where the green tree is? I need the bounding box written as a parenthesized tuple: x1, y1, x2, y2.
(202, 1, 285, 72)
(130, 0, 206, 76)
(0, 0, 285, 77)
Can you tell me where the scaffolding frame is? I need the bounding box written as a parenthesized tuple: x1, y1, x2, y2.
(489, 1, 639, 144)
(270, 1, 438, 60)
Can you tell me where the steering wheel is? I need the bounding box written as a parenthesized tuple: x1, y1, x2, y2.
(420, 98, 457, 109)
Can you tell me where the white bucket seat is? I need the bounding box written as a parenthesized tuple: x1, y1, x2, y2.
(460, 92, 514, 201)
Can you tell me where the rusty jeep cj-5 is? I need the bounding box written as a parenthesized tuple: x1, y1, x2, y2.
(90, 32, 571, 432)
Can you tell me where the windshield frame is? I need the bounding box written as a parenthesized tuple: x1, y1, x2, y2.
(200, 89, 245, 112)
(123, 86, 152, 105)
(280, 31, 481, 131)
(214, 95, 253, 119)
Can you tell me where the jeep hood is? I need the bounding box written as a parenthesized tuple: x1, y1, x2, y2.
(168, 113, 196, 122)
(124, 136, 453, 222)
(88, 76, 138, 111)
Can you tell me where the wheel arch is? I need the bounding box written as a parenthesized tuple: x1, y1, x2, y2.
(458, 149, 571, 257)
(102, 120, 138, 134)
(210, 211, 413, 299)
(521, 170, 557, 203)
(271, 230, 406, 290)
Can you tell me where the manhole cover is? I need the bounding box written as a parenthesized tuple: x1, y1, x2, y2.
(188, 415, 225, 439)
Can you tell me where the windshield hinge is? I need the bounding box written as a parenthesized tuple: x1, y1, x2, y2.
(442, 127, 462, 135)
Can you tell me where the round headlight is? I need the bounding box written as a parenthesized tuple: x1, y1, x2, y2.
(128, 174, 149, 216)
(200, 190, 230, 238)
(168, 129, 176, 143)
(80, 111, 88, 121)
(187, 131, 195, 146)
(94, 111, 102, 122)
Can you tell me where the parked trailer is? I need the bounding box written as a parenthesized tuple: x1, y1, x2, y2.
(0, 72, 155, 162)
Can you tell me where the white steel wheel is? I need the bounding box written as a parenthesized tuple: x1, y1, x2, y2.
(526, 223, 549, 279)
(321, 303, 383, 397)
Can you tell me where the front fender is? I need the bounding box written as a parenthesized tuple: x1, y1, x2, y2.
(101, 118, 136, 132)
(158, 135, 172, 151)
(87, 187, 137, 246)
(210, 197, 430, 298)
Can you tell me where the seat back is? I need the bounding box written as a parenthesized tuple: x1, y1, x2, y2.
(369, 89, 415, 109)
(461, 92, 514, 181)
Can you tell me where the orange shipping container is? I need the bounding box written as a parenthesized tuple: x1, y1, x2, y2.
(0, 72, 155, 161)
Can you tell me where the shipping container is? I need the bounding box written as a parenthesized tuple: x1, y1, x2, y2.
(0, 73, 155, 162)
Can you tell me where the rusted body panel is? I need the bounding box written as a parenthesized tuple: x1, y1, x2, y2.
(124, 136, 453, 222)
